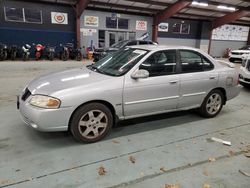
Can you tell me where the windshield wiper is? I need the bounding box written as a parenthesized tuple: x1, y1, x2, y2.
(87, 64, 106, 75)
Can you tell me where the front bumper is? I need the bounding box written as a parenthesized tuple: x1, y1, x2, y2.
(229, 55, 243, 62)
(18, 95, 74, 132)
(239, 67, 250, 85)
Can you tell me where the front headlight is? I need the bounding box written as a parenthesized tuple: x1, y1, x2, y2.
(29, 95, 60, 109)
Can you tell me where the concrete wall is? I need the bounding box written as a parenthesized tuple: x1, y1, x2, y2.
(210, 40, 247, 57)
(80, 10, 153, 48)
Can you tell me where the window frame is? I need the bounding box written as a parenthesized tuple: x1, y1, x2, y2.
(177, 49, 214, 74)
(4, 6, 43, 24)
(24, 8, 43, 24)
(139, 49, 178, 77)
(4, 6, 24, 23)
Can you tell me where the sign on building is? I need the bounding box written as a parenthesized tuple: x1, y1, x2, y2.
(136, 20, 147, 30)
(158, 23, 169, 32)
(212, 24, 249, 41)
(84, 16, 99, 27)
(51, 12, 68, 24)
(80, 28, 97, 36)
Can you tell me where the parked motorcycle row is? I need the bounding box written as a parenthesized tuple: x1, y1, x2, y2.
(0, 43, 83, 61)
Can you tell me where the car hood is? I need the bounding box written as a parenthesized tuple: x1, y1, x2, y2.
(27, 67, 112, 95)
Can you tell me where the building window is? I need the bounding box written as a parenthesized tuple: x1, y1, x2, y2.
(4, 6, 42, 24)
(106, 17, 117, 28)
(173, 23, 181, 33)
(173, 23, 190, 34)
(4, 7, 24, 22)
(24, 9, 42, 24)
(118, 18, 128, 29)
(106, 17, 129, 29)
(181, 24, 190, 34)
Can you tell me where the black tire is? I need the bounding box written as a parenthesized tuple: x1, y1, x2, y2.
(3, 51, 7, 60)
(0, 53, 4, 61)
(11, 51, 16, 60)
(199, 89, 225, 118)
(49, 53, 54, 61)
(70, 103, 113, 143)
(62, 52, 68, 61)
(76, 53, 82, 61)
(22, 54, 27, 61)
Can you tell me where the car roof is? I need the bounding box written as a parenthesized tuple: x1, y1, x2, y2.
(129, 45, 200, 52)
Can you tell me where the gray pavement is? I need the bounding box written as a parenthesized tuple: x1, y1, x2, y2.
(0, 60, 249, 188)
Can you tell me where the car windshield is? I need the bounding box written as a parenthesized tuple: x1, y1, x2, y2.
(239, 46, 250, 50)
(110, 40, 129, 48)
(87, 48, 148, 76)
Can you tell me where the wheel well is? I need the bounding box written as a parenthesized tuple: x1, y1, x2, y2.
(68, 100, 116, 130)
(212, 87, 227, 104)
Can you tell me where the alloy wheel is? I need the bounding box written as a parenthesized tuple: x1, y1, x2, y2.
(78, 110, 108, 139)
(206, 93, 222, 115)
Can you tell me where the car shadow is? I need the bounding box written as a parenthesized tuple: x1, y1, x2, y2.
(29, 109, 203, 147)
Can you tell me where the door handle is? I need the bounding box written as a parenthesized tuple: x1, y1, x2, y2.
(209, 76, 216, 80)
(169, 80, 178, 84)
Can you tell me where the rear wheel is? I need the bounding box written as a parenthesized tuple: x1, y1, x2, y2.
(76, 52, 82, 61)
(11, 51, 16, 60)
(3, 51, 7, 60)
(62, 51, 68, 61)
(199, 89, 224, 118)
(70, 103, 113, 143)
(49, 53, 54, 61)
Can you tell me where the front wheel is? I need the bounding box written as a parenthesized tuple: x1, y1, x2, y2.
(70, 103, 113, 143)
(199, 89, 224, 118)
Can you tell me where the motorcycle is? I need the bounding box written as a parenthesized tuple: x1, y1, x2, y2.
(75, 47, 83, 61)
(34, 44, 45, 60)
(22, 44, 31, 61)
(66, 43, 82, 61)
(46, 45, 56, 61)
(0, 43, 8, 61)
(9, 45, 18, 60)
(59, 44, 69, 61)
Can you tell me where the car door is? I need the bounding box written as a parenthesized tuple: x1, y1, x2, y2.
(123, 50, 180, 118)
(178, 50, 218, 108)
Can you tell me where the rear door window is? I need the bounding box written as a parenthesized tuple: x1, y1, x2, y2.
(180, 50, 214, 73)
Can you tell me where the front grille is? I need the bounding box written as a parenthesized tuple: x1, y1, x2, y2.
(231, 52, 243, 55)
(244, 78, 250, 82)
(21, 88, 31, 101)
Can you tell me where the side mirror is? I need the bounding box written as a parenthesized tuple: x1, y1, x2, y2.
(131, 69, 149, 79)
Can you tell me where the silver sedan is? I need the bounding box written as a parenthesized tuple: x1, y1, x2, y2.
(18, 45, 241, 142)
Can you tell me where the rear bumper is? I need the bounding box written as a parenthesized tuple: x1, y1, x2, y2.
(226, 85, 242, 101)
